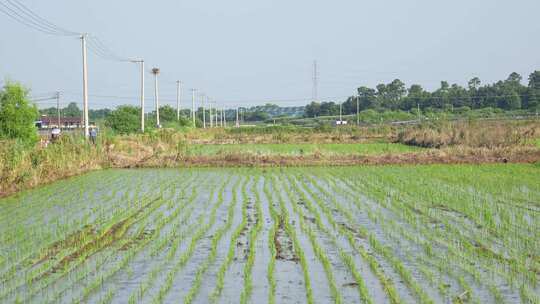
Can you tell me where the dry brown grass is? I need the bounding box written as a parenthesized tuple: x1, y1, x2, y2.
(111, 145, 540, 168)
(397, 120, 540, 148)
(184, 126, 392, 144)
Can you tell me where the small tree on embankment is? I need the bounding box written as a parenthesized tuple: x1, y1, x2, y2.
(0, 81, 39, 145)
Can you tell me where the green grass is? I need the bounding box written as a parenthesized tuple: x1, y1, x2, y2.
(187, 143, 420, 156)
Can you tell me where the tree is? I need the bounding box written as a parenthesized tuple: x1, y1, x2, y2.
(357, 86, 377, 110)
(105, 105, 140, 134)
(506, 72, 522, 85)
(63, 102, 81, 117)
(505, 91, 522, 110)
(402, 84, 428, 110)
(319, 102, 339, 116)
(304, 101, 321, 117)
(529, 71, 540, 90)
(468, 77, 481, 90)
(0, 82, 39, 144)
(244, 110, 269, 121)
(157, 105, 176, 122)
(527, 71, 540, 110)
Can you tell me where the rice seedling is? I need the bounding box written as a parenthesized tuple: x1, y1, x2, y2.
(0, 165, 537, 303)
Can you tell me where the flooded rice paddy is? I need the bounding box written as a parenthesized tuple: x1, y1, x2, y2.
(0, 164, 538, 303)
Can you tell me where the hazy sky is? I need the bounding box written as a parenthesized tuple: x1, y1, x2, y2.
(1, 0, 539, 110)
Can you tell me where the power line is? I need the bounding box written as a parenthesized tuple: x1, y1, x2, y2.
(5, 0, 79, 35)
(86, 35, 129, 62)
(0, 0, 79, 36)
(1, 1, 130, 64)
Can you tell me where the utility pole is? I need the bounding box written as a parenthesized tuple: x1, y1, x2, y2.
(209, 98, 213, 128)
(356, 94, 360, 126)
(202, 93, 206, 128)
(312, 60, 318, 102)
(213, 102, 216, 127)
(191, 89, 196, 127)
(236, 107, 239, 127)
(140, 60, 145, 132)
(176, 80, 182, 121)
(223, 108, 227, 127)
(152, 68, 160, 128)
(339, 102, 343, 123)
(81, 34, 89, 138)
(131, 59, 145, 132)
(56, 91, 61, 128)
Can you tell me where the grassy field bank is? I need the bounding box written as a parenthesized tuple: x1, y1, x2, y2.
(1, 120, 539, 198)
(0, 164, 538, 303)
(187, 143, 420, 156)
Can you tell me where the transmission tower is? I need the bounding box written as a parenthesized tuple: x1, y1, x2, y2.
(312, 60, 318, 102)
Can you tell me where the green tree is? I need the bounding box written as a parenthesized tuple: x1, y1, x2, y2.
(0, 82, 39, 144)
(468, 77, 481, 90)
(506, 72, 522, 85)
(156, 105, 176, 122)
(357, 86, 378, 110)
(63, 102, 81, 117)
(506, 90, 522, 110)
(304, 101, 321, 117)
(105, 105, 140, 134)
(527, 71, 540, 110)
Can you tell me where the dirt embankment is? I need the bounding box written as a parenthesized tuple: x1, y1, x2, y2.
(107, 138, 540, 168)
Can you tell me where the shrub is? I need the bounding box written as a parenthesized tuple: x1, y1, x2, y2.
(105, 105, 140, 134)
(0, 81, 39, 145)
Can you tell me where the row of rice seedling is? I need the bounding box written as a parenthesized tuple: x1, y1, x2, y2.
(183, 177, 242, 303)
(340, 168, 517, 298)
(21, 174, 194, 303)
(284, 173, 374, 304)
(278, 174, 343, 303)
(210, 176, 248, 302)
(302, 176, 403, 303)
(262, 174, 278, 304)
(64, 173, 204, 303)
(150, 176, 230, 303)
(1, 170, 202, 303)
(323, 169, 496, 303)
(269, 174, 315, 304)
(323, 165, 538, 303)
(0, 170, 160, 283)
(122, 175, 213, 303)
(239, 175, 264, 304)
(0, 165, 537, 303)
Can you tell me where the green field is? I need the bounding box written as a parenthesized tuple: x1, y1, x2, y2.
(187, 143, 420, 156)
(0, 164, 538, 303)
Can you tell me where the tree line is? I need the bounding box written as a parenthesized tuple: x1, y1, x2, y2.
(305, 71, 540, 117)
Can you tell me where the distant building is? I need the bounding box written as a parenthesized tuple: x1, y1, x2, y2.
(35, 116, 94, 129)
